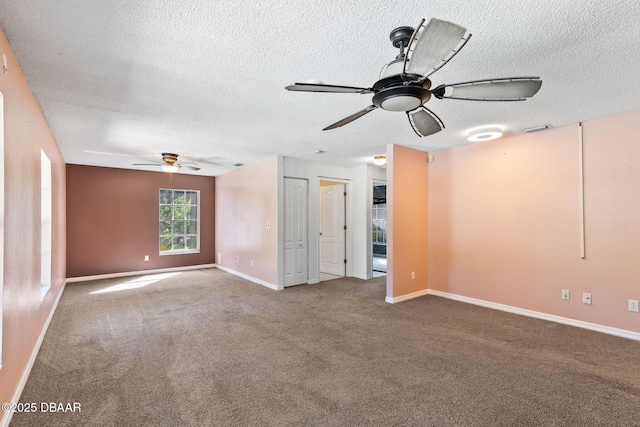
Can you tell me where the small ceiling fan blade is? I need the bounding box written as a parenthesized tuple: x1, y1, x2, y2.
(133, 163, 162, 166)
(323, 105, 377, 130)
(286, 83, 373, 94)
(407, 107, 445, 137)
(182, 165, 201, 171)
(437, 77, 542, 101)
(404, 18, 469, 79)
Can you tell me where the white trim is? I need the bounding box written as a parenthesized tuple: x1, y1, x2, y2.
(385, 288, 430, 304)
(427, 289, 640, 342)
(65, 264, 217, 283)
(1, 280, 66, 427)
(159, 249, 200, 256)
(216, 265, 283, 290)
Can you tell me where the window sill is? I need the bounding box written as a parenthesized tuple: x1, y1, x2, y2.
(159, 250, 200, 256)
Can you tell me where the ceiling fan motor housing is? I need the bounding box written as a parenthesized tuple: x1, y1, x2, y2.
(372, 75, 432, 112)
(161, 152, 179, 165)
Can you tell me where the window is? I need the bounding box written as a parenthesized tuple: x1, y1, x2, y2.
(159, 189, 200, 254)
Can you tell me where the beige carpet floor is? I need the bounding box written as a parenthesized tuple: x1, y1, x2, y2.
(11, 268, 640, 426)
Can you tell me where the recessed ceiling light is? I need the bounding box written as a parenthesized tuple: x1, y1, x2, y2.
(467, 126, 503, 142)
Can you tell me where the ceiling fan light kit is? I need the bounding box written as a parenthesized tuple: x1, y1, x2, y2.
(161, 164, 180, 173)
(286, 18, 542, 138)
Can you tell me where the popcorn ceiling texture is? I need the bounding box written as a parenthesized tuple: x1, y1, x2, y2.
(1, 0, 639, 175)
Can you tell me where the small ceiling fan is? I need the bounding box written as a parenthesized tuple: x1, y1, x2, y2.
(133, 153, 201, 173)
(285, 18, 542, 137)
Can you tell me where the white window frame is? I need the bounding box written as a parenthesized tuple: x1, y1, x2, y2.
(159, 188, 200, 255)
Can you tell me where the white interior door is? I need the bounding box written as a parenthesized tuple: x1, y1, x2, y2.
(284, 178, 308, 287)
(319, 183, 345, 276)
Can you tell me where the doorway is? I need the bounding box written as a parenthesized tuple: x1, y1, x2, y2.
(372, 183, 387, 277)
(319, 181, 346, 281)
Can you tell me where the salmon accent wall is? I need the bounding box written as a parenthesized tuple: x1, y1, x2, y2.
(428, 111, 640, 333)
(215, 156, 279, 286)
(386, 144, 429, 300)
(0, 28, 66, 420)
(66, 165, 215, 277)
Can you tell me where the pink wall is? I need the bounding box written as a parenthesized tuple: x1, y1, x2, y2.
(428, 111, 640, 333)
(386, 144, 429, 299)
(215, 157, 279, 286)
(0, 28, 67, 417)
(66, 165, 215, 277)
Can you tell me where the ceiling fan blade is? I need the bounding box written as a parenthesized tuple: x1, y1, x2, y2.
(407, 107, 445, 137)
(435, 77, 542, 101)
(323, 105, 377, 130)
(286, 83, 372, 94)
(132, 163, 162, 166)
(403, 18, 470, 79)
(182, 165, 201, 171)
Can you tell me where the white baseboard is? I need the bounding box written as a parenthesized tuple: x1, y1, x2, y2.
(1, 280, 67, 427)
(428, 289, 640, 341)
(66, 264, 217, 283)
(216, 265, 282, 290)
(385, 288, 429, 304)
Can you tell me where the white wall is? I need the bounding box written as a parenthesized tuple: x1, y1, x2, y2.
(351, 164, 386, 279)
(283, 157, 384, 283)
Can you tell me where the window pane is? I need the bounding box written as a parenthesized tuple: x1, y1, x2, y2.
(185, 205, 197, 220)
(186, 236, 197, 250)
(160, 205, 172, 220)
(173, 236, 185, 250)
(173, 191, 185, 204)
(186, 191, 198, 205)
(186, 221, 197, 235)
(160, 190, 173, 204)
(173, 205, 185, 220)
(173, 221, 185, 235)
(160, 221, 172, 235)
(160, 236, 172, 251)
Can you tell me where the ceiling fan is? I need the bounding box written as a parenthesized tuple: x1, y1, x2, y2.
(133, 153, 201, 173)
(285, 18, 542, 137)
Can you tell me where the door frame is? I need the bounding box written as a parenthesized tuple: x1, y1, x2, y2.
(317, 177, 351, 281)
(371, 179, 387, 277)
(319, 181, 346, 277)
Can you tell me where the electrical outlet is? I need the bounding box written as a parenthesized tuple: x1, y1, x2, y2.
(583, 293, 592, 305)
(251, 260, 254, 267)
(629, 300, 639, 312)
(561, 290, 570, 301)
(144, 255, 149, 261)
(235, 256, 239, 262)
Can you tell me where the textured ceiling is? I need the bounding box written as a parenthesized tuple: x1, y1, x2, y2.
(1, 0, 639, 176)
